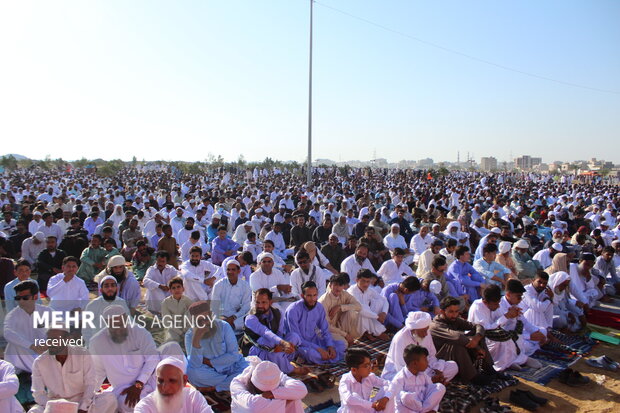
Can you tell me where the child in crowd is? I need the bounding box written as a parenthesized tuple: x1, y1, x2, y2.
(338, 347, 393, 412)
(390, 345, 446, 413)
(161, 277, 193, 349)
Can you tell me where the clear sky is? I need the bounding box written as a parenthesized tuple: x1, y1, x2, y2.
(1, 0, 619, 164)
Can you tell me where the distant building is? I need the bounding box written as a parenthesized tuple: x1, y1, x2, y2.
(480, 157, 497, 172)
(418, 158, 434, 168)
(514, 155, 542, 171)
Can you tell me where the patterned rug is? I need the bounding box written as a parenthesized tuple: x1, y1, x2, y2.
(508, 329, 595, 384)
(439, 376, 519, 413)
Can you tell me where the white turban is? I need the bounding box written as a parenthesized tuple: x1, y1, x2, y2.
(498, 241, 512, 254)
(251, 360, 282, 392)
(405, 311, 431, 330)
(257, 252, 275, 263)
(156, 356, 186, 375)
(107, 255, 126, 268)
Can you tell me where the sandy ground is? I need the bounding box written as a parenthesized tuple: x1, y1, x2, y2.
(302, 341, 620, 412)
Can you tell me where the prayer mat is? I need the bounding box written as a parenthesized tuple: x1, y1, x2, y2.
(546, 329, 597, 355)
(587, 308, 620, 329)
(438, 375, 519, 413)
(508, 346, 580, 385)
(305, 400, 340, 413)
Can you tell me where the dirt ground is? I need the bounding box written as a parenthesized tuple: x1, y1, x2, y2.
(302, 341, 620, 412)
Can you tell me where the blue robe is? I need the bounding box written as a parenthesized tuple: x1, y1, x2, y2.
(381, 283, 418, 329)
(245, 308, 301, 374)
(284, 300, 344, 364)
(185, 320, 248, 391)
(447, 260, 485, 302)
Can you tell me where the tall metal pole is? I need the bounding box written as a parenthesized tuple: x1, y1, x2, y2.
(306, 0, 313, 187)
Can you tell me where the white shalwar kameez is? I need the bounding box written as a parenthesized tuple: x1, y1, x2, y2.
(89, 326, 159, 413)
(382, 329, 458, 382)
(347, 285, 388, 336)
(143, 264, 179, 313)
(0, 360, 22, 413)
(179, 259, 221, 301)
(249, 268, 295, 311)
(3, 304, 53, 373)
(341, 256, 376, 278)
(521, 284, 553, 330)
(468, 298, 540, 372)
(134, 387, 213, 413)
(230, 364, 307, 413)
(338, 371, 394, 413)
(378, 259, 415, 285)
(390, 368, 445, 413)
(568, 263, 603, 308)
(30, 345, 117, 413)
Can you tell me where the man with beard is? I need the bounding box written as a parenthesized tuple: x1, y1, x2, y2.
(83, 275, 131, 344)
(290, 251, 328, 298)
(89, 305, 159, 413)
(284, 281, 344, 364)
(429, 296, 496, 384)
(175, 216, 196, 247)
(30, 328, 117, 413)
(47, 256, 89, 312)
(318, 273, 361, 348)
(135, 358, 213, 413)
(143, 251, 178, 315)
(179, 246, 220, 301)
(340, 244, 376, 277)
(243, 288, 307, 376)
(36, 235, 67, 294)
(96, 255, 141, 314)
(249, 252, 294, 311)
(382, 311, 458, 383)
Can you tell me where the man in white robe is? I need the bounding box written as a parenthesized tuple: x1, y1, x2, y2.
(410, 225, 433, 264)
(468, 282, 546, 372)
(533, 243, 562, 270)
(347, 269, 389, 338)
(47, 257, 89, 312)
(340, 245, 376, 277)
(290, 251, 327, 298)
(143, 252, 178, 314)
(415, 240, 443, 278)
(89, 305, 160, 413)
(265, 223, 294, 260)
(230, 357, 307, 413)
(569, 253, 604, 309)
(382, 312, 458, 383)
(82, 275, 131, 344)
(249, 253, 295, 311)
(30, 328, 117, 413)
(135, 358, 213, 413)
(0, 360, 22, 413)
(3, 280, 52, 373)
(178, 248, 220, 301)
(521, 271, 554, 330)
(377, 247, 415, 285)
(211, 260, 252, 332)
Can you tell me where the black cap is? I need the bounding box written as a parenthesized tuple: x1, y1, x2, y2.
(579, 252, 596, 262)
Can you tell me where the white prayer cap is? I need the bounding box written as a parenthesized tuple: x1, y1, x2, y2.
(212, 213, 222, 220)
(611, 240, 620, 247)
(548, 211, 555, 217)
(102, 304, 127, 320)
(490, 227, 501, 234)
(432, 223, 440, 228)
(499, 241, 512, 254)
(551, 242, 563, 252)
(44, 399, 79, 413)
(391, 223, 400, 228)
(157, 357, 186, 375)
(243, 221, 252, 227)
(107, 255, 126, 268)
(552, 228, 563, 235)
(226, 259, 241, 268)
(429, 280, 442, 295)
(33, 231, 45, 241)
(99, 275, 117, 288)
(405, 311, 431, 330)
(251, 360, 282, 392)
(258, 252, 275, 263)
(46, 326, 71, 334)
(255, 208, 263, 213)
(514, 239, 529, 249)
(33, 211, 42, 216)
